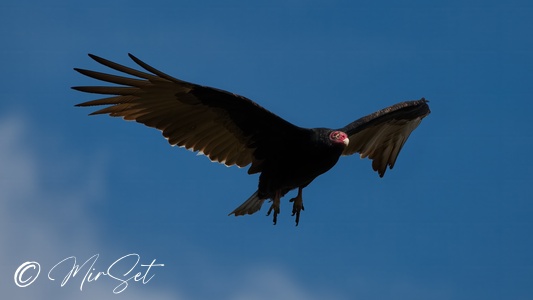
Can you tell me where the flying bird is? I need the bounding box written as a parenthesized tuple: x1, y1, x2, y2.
(73, 54, 430, 225)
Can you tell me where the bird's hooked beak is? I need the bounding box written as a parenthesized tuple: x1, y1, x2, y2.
(343, 137, 350, 146)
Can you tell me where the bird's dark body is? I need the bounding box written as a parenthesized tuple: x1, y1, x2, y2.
(257, 128, 345, 199)
(191, 87, 346, 199)
(73, 53, 431, 225)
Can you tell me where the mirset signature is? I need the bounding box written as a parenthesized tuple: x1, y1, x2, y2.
(14, 253, 164, 294)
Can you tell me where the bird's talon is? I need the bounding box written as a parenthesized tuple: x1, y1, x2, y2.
(290, 189, 304, 226)
(267, 201, 280, 225)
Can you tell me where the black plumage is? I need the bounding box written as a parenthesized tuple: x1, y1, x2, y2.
(73, 54, 430, 225)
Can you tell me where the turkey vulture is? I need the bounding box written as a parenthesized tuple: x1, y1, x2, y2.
(73, 54, 430, 225)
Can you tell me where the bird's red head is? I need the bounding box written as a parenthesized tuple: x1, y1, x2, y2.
(329, 131, 349, 146)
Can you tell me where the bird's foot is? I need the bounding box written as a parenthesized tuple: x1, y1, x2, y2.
(266, 202, 280, 225)
(289, 188, 304, 226)
(266, 192, 281, 225)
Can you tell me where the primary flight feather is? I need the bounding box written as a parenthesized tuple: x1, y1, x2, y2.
(74, 53, 430, 225)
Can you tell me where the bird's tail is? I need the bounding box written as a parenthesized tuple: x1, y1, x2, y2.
(228, 190, 266, 216)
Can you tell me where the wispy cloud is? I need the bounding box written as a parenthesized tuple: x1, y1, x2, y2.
(227, 266, 343, 300)
(0, 114, 182, 299)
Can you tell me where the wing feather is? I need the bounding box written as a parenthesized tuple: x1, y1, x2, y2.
(73, 68, 150, 87)
(74, 53, 304, 170)
(340, 99, 430, 177)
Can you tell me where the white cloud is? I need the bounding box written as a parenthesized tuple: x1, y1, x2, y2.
(0, 114, 183, 299)
(228, 266, 343, 300)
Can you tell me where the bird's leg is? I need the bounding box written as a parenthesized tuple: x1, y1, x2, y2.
(266, 190, 281, 225)
(289, 187, 304, 226)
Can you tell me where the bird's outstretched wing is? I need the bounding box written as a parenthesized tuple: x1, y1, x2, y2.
(339, 98, 430, 177)
(73, 54, 305, 173)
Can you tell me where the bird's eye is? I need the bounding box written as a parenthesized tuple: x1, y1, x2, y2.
(330, 131, 341, 140)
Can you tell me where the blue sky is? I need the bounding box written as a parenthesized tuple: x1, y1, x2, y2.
(1, 0, 532, 299)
